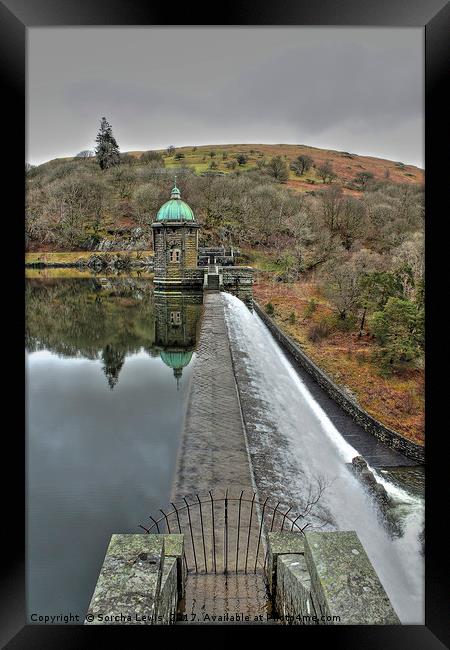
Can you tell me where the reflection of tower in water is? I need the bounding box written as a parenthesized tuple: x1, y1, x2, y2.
(154, 291, 203, 389)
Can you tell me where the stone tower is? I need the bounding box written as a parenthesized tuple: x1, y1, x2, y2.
(152, 182, 201, 288)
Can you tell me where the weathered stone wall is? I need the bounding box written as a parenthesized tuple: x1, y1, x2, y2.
(254, 301, 424, 464)
(86, 533, 185, 626)
(181, 268, 204, 283)
(152, 226, 165, 274)
(276, 554, 316, 624)
(221, 266, 253, 288)
(184, 228, 198, 268)
(157, 535, 186, 625)
(158, 557, 178, 624)
(153, 224, 199, 281)
(304, 530, 399, 624)
(153, 267, 204, 288)
(85, 534, 165, 625)
(268, 531, 400, 625)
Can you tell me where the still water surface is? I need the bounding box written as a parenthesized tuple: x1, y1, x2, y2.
(26, 276, 202, 620)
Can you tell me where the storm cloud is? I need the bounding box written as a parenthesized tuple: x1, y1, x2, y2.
(27, 27, 424, 167)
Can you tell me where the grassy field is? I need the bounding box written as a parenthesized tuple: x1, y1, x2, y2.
(25, 250, 153, 264)
(25, 268, 154, 279)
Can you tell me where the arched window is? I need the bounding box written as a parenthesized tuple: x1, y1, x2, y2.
(170, 249, 181, 263)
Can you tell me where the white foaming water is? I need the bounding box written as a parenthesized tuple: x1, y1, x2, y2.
(222, 293, 424, 624)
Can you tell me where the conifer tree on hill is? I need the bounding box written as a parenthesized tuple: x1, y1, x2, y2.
(95, 117, 120, 170)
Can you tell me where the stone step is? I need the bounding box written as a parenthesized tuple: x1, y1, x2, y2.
(178, 572, 273, 624)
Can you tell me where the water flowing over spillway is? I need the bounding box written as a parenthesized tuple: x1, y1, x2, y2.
(222, 292, 424, 624)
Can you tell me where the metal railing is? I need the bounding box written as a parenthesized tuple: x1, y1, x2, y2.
(139, 489, 308, 575)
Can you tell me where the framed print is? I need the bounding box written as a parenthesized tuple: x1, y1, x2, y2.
(1, 0, 448, 646)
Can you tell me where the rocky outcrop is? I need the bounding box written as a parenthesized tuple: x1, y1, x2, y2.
(351, 456, 392, 507)
(77, 253, 153, 272)
(349, 456, 401, 537)
(83, 228, 149, 252)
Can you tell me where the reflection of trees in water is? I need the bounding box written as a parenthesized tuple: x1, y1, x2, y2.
(101, 344, 126, 390)
(26, 277, 204, 391)
(26, 277, 155, 389)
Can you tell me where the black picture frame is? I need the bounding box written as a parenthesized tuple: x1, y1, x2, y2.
(2, 1, 448, 646)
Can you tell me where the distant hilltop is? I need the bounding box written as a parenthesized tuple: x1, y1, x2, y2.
(41, 143, 424, 194)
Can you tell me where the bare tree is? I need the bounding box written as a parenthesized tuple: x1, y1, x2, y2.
(322, 255, 363, 320)
(290, 154, 313, 176)
(109, 166, 138, 199)
(317, 160, 336, 183)
(337, 196, 367, 250)
(75, 150, 95, 158)
(317, 185, 344, 233)
(354, 171, 374, 191)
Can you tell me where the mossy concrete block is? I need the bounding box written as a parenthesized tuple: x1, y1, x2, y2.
(267, 532, 305, 594)
(158, 557, 178, 625)
(85, 534, 164, 625)
(276, 554, 316, 625)
(163, 533, 186, 599)
(163, 533, 184, 558)
(304, 530, 400, 625)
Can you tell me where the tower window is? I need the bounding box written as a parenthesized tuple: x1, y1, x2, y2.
(170, 249, 181, 263)
(170, 311, 182, 325)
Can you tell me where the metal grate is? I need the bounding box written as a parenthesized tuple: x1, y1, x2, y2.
(139, 489, 308, 575)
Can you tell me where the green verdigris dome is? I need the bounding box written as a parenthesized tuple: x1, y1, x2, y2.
(159, 350, 193, 370)
(160, 350, 194, 387)
(156, 184, 195, 222)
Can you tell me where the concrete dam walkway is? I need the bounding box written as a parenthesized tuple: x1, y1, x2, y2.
(171, 292, 268, 623)
(172, 291, 255, 500)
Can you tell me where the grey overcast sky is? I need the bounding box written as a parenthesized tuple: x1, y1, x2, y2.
(27, 27, 424, 168)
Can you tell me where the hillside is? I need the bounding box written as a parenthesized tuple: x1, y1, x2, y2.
(44, 142, 424, 194)
(25, 142, 424, 443)
(26, 142, 424, 251)
(139, 143, 423, 191)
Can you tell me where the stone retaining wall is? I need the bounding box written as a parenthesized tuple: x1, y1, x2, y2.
(254, 301, 424, 464)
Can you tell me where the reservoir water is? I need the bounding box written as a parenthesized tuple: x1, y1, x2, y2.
(26, 275, 202, 620)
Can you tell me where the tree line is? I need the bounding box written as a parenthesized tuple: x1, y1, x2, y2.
(26, 118, 424, 374)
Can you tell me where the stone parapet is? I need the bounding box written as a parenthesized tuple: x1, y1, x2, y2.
(267, 531, 400, 625)
(85, 534, 185, 625)
(304, 530, 400, 624)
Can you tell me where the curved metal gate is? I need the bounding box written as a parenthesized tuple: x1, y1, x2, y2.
(139, 489, 308, 575)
